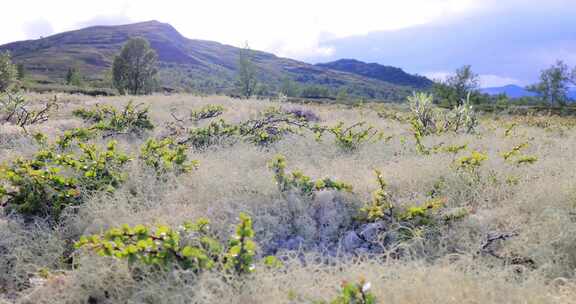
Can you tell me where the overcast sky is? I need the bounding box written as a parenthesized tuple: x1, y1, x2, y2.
(1, 0, 574, 87)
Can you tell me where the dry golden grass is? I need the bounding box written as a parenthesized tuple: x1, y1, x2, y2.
(1, 93, 576, 303)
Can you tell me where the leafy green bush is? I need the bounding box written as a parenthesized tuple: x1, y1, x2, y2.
(181, 107, 312, 148)
(500, 142, 538, 166)
(358, 170, 467, 233)
(183, 119, 240, 149)
(190, 104, 224, 122)
(76, 213, 258, 275)
(73, 101, 154, 136)
(0, 139, 130, 220)
(140, 138, 198, 176)
(408, 92, 436, 135)
(315, 122, 383, 151)
(268, 155, 352, 196)
(321, 279, 376, 304)
(359, 170, 393, 222)
(408, 92, 478, 137)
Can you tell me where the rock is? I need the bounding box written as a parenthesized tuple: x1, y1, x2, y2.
(358, 221, 387, 243)
(342, 231, 363, 251)
(282, 236, 305, 251)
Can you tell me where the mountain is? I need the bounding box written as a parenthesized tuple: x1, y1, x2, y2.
(481, 84, 576, 100)
(0, 21, 419, 100)
(316, 59, 433, 89)
(480, 85, 537, 98)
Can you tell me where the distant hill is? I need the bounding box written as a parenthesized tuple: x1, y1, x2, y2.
(480, 85, 537, 98)
(316, 59, 434, 89)
(481, 84, 576, 100)
(0, 21, 421, 100)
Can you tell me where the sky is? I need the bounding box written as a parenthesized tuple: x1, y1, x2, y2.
(1, 0, 574, 87)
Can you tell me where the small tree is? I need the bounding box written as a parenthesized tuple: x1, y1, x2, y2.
(65, 66, 82, 86)
(16, 63, 26, 80)
(0, 51, 17, 92)
(236, 43, 258, 98)
(112, 37, 158, 95)
(434, 65, 480, 107)
(528, 60, 573, 106)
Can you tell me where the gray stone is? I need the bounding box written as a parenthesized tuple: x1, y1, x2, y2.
(342, 231, 363, 251)
(282, 236, 305, 250)
(358, 221, 387, 243)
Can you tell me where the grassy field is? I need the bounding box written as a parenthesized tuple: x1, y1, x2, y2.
(1, 93, 576, 303)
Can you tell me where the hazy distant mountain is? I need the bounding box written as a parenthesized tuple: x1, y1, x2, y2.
(316, 59, 433, 89)
(0, 21, 423, 100)
(481, 84, 576, 100)
(480, 85, 536, 98)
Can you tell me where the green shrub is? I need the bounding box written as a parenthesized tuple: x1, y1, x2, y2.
(453, 150, 488, 183)
(238, 106, 310, 146)
(358, 171, 467, 233)
(500, 142, 537, 166)
(183, 119, 240, 149)
(181, 107, 312, 148)
(268, 155, 352, 196)
(322, 279, 377, 304)
(408, 92, 478, 137)
(0, 135, 130, 221)
(190, 104, 224, 122)
(224, 212, 256, 274)
(359, 170, 393, 222)
(0, 51, 17, 92)
(76, 213, 258, 275)
(73, 101, 154, 136)
(315, 122, 383, 151)
(140, 138, 198, 176)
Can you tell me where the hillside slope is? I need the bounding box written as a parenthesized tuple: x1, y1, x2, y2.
(316, 59, 433, 89)
(0, 21, 418, 100)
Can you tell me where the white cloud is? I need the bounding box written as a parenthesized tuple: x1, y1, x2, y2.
(478, 74, 523, 88)
(0, 0, 480, 58)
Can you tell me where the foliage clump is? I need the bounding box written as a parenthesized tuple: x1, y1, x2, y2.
(324, 279, 376, 304)
(181, 107, 312, 148)
(190, 104, 224, 122)
(0, 51, 17, 92)
(0, 139, 130, 220)
(268, 155, 352, 196)
(408, 92, 478, 139)
(72, 101, 154, 136)
(358, 170, 467, 237)
(315, 121, 383, 151)
(500, 142, 538, 166)
(76, 213, 260, 275)
(140, 138, 198, 176)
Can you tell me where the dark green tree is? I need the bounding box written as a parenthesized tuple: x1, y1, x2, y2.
(0, 51, 17, 92)
(16, 63, 26, 80)
(112, 37, 158, 95)
(236, 43, 258, 98)
(433, 65, 480, 107)
(528, 60, 573, 106)
(66, 66, 82, 86)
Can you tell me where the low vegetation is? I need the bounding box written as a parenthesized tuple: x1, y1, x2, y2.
(0, 91, 575, 304)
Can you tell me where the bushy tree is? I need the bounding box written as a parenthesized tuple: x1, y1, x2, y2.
(16, 63, 26, 80)
(0, 51, 17, 92)
(528, 60, 574, 106)
(236, 43, 258, 98)
(112, 37, 158, 95)
(65, 66, 82, 86)
(433, 65, 480, 107)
